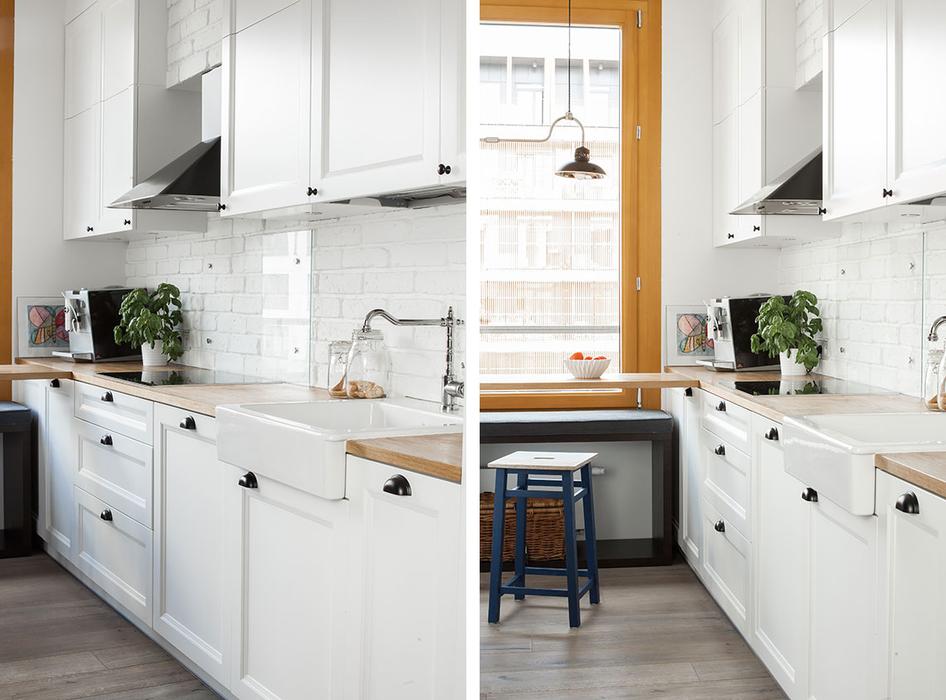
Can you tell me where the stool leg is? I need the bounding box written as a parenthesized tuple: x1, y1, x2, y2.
(488, 469, 507, 624)
(562, 470, 581, 628)
(581, 464, 601, 604)
(514, 471, 527, 600)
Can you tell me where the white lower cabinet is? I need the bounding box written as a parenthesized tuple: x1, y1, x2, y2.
(46, 379, 78, 557)
(153, 406, 230, 686)
(224, 465, 350, 700)
(876, 471, 946, 700)
(346, 456, 464, 700)
(73, 485, 153, 625)
(700, 493, 751, 636)
(666, 388, 704, 567)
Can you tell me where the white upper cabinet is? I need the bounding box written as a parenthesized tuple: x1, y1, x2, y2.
(825, 0, 946, 221)
(220, 0, 464, 218)
(712, 13, 739, 124)
(62, 0, 205, 240)
(877, 471, 946, 700)
(221, 0, 314, 215)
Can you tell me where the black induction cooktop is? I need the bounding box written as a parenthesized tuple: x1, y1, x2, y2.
(101, 368, 274, 387)
(729, 378, 891, 396)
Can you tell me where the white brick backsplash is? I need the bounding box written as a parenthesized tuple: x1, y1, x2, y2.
(126, 206, 466, 403)
(166, 0, 224, 86)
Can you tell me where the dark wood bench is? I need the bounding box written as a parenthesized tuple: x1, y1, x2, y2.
(481, 409, 674, 567)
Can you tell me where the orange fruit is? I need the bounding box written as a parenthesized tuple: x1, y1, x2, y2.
(569, 352, 584, 360)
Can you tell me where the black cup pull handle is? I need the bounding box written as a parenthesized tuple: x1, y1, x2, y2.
(801, 487, 818, 502)
(895, 492, 920, 515)
(100, 509, 112, 522)
(50, 378, 60, 388)
(238, 472, 258, 489)
(714, 444, 726, 456)
(101, 391, 113, 402)
(713, 520, 725, 533)
(715, 401, 726, 412)
(764, 427, 779, 441)
(100, 435, 113, 446)
(382, 474, 412, 496)
(684, 387, 693, 397)
(180, 416, 196, 430)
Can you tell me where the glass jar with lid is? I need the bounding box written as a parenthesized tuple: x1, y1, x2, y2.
(327, 340, 351, 398)
(346, 329, 390, 399)
(925, 347, 945, 410)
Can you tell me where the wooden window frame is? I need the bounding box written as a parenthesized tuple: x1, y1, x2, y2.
(480, 0, 662, 411)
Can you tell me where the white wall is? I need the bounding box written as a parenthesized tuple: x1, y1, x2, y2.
(12, 0, 126, 353)
(660, 0, 780, 341)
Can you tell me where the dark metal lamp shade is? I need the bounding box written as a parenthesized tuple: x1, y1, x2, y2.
(555, 146, 606, 180)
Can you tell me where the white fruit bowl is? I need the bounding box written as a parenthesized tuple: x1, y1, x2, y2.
(564, 358, 611, 379)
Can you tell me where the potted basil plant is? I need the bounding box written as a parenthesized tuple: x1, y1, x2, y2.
(750, 290, 823, 376)
(114, 284, 185, 366)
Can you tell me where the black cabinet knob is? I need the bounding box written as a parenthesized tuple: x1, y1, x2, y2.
(101, 391, 113, 402)
(437, 163, 446, 175)
(818, 207, 827, 215)
(895, 492, 920, 514)
(753, 224, 761, 232)
(306, 186, 319, 196)
(100, 509, 112, 521)
(238, 471, 258, 489)
(86, 226, 94, 232)
(123, 219, 131, 226)
(217, 202, 227, 211)
(382, 474, 412, 496)
(801, 487, 818, 502)
(714, 444, 726, 456)
(727, 233, 735, 239)
(713, 520, 725, 533)
(883, 188, 893, 198)
(764, 427, 779, 441)
(180, 416, 196, 430)
(100, 435, 112, 446)
(715, 401, 726, 412)
(50, 378, 60, 388)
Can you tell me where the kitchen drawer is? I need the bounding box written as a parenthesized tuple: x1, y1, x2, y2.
(701, 427, 750, 538)
(701, 495, 750, 636)
(75, 383, 154, 445)
(75, 418, 153, 527)
(155, 403, 217, 443)
(701, 391, 751, 452)
(74, 486, 153, 626)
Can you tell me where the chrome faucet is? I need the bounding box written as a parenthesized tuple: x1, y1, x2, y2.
(360, 306, 465, 411)
(929, 316, 946, 342)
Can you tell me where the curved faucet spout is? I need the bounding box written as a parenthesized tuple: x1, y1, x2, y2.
(929, 315, 946, 342)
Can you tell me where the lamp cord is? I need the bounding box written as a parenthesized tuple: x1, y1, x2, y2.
(567, 0, 572, 115)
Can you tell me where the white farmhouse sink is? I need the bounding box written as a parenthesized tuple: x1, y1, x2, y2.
(783, 412, 946, 515)
(216, 399, 463, 499)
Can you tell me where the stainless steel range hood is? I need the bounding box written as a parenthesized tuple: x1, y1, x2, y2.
(731, 150, 824, 216)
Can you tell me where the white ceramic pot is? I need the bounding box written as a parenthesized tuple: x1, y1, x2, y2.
(779, 349, 809, 376)
(141, 340, 168, 367)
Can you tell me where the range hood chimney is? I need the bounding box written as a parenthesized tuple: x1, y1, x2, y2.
(110, 69, 222, 212)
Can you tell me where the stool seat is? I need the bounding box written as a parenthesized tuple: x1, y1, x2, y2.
(487, 450, 601, 628)
(487, 450, 596, 471)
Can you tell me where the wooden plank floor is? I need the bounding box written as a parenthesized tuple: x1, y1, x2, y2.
(0, 554, 217, 699)
(481, 562, 786, 700)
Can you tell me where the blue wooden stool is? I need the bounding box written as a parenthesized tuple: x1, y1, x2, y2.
(486, 451, 600, 628)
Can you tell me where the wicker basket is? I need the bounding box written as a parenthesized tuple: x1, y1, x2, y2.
(479, 492, 565, 563)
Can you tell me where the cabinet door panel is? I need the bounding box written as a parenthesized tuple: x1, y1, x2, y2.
(713, 113, 738, 245)
(64, 4, 102, 118)
(63, 106, 101, 240)
(438, 0, 464, 184)
(808, 496, 880, 699)
(46, 380, 76, 558)
(712, 12, 738, 123)
(154, 408, 229, 685)
(316, 0, 442, 200)
(888, 0, 946, 203)
(680, 390, 704, 565)
(824, 0, 887, 219)
(221, 0, 312, 215)
(737, 91, 763, 207)
(101, 0, 135, 99)
(737, 0, 763, 103)
(701, 495, 750, 636)
(100, 88, 135, 234)
(232, 0, 297, 33)
(878, 473, 946, 700)
(347, 458, 463, 699)
(226, 469, 348, 700)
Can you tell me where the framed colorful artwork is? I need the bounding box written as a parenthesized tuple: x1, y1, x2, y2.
(17, 297, 69, 357)
(665, 305, 713, 365)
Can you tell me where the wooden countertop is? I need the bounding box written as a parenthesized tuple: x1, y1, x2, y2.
(16, 357, 462, 483)
(346, 433, 462, 483)
(876, 452, 946, 500)
(667, 365, 930, 422)
(481, 372, 698, 391)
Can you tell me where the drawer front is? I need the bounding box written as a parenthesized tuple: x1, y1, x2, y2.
(701, 427, 750, 537)
(74, 486, 153, 626)
(701, 496, 750, 636)
(701, 391, 751, 452)
(154, 403, 217, 443)
(75, 382, 154, 445)
(75, 418, 153, 527)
